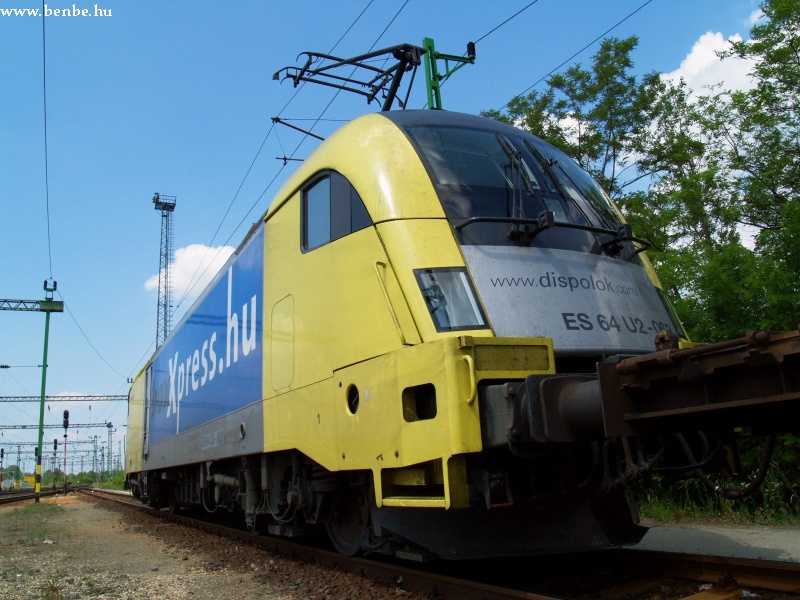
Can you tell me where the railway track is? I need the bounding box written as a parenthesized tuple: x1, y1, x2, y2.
(0, 487, 63, 506)
(78, 488, 800, 599)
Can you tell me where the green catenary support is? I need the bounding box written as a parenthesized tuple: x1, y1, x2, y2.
(422, 37, 476, 110)
(35, 280, 63, 502)
(0, 280, 63, 501)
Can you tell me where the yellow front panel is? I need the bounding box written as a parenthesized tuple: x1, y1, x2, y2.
(375, 219, 493, 342)
(329, 336, 554, 507)
(333, 338, 481, 504)
(270, 295, 294, 390)
(264, 380, 340, 470)
(263, 194, 414, 392)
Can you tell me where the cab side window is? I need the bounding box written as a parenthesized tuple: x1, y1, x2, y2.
(303, 171, 372, 251)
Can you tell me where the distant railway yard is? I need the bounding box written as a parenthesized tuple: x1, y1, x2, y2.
(1, 489, 798, 600)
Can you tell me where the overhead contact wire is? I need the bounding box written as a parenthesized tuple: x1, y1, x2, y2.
(502, 0, 655, 109)
(473, 0, 542, 45)
(176, 1, 377, 310)
(419, 1, 542, 109)
(57, 291, 127, 380)
(42, 1, 53, 278)
(223, 0, 410, 246)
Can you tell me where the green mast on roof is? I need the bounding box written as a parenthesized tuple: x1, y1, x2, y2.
(422, 37, 476, 110)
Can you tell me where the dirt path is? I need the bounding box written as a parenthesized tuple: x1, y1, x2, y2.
(0, 493, 417, 599)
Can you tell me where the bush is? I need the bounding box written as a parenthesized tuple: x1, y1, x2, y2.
(638, 435, 800, 525)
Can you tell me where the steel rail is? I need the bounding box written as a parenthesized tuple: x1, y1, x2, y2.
(0, 488, 62, 506)
(78, 488, 558, 599)
(77, 488, 800, 599)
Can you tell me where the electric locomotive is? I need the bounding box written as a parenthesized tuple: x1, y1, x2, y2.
(126, 109, 800, 559)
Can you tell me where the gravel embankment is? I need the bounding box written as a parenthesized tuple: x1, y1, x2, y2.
(0, 494, 424, 600)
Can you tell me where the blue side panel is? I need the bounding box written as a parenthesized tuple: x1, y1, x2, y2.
(148, 226, 264, 446)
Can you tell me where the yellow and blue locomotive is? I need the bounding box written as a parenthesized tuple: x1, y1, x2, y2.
(126, 109, 798, 559)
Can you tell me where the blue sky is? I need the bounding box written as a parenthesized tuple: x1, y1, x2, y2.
(0, 0, 762, 472)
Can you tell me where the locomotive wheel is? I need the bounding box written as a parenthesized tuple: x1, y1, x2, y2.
(326, 487, 369, 556)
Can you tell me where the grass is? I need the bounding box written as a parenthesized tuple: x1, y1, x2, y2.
(639, 497, 800, 527)
(43, 572, 66, 600)
(636, 479, 800, 527)
(0, 503, 66, 546)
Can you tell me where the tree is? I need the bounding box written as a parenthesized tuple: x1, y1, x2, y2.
(718, 0, 800, 330)
(2, 464, 22, 482)
(484, 36, 656, 198)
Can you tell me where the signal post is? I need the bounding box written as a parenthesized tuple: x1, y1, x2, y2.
(0, 280, 66, 502)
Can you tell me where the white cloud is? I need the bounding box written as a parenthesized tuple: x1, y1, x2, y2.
(664, 31, 756, 94)
(145, 243, 235, 304)
(748, 9, 764, 27)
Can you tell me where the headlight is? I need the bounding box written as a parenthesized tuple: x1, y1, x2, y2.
(414, 267, 489, 332)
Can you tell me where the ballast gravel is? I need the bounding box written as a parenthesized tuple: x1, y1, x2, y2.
(0, 493, 425, 600)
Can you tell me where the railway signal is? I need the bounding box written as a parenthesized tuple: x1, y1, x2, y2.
(52, 439, 58, 490)
(63, 410, 69, 488)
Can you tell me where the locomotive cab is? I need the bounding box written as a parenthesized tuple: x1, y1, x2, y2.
(384, 110, 684, 358)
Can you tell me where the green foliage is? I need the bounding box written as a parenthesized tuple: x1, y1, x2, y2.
(672, 243, 769, 341)
(93, 470, 126, 490)
(2, 464, 22, 482)
(639, 436, 800, 524)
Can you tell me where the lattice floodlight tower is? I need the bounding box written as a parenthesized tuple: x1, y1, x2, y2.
(152, 193, 176, 348)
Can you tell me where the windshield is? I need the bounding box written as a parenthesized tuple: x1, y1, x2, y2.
(404, 123, 624, 250)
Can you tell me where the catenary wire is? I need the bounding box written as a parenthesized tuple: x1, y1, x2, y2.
(273, 0, 410, 167)
(175, 0, 384, 309)
(419, 0, 544, 109)
(174, 1, 377, 312)
(11, 5, 73, 445)
(500, 0, 655, 110)
(57, 291, 127, 380)
(473, 0, 542, 45)
(41, 1, 54, 278)
(222, 0, 412, 244)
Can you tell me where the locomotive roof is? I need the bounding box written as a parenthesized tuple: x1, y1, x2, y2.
(263, 110, 529, 225)
(380, 109, 523, 136)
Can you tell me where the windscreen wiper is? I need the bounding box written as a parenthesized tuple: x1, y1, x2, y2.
(496, 134, 536, 198)
(454, 210, 652, 257)
(523, 140, 571, 204)
(495, 134, 535, 239)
